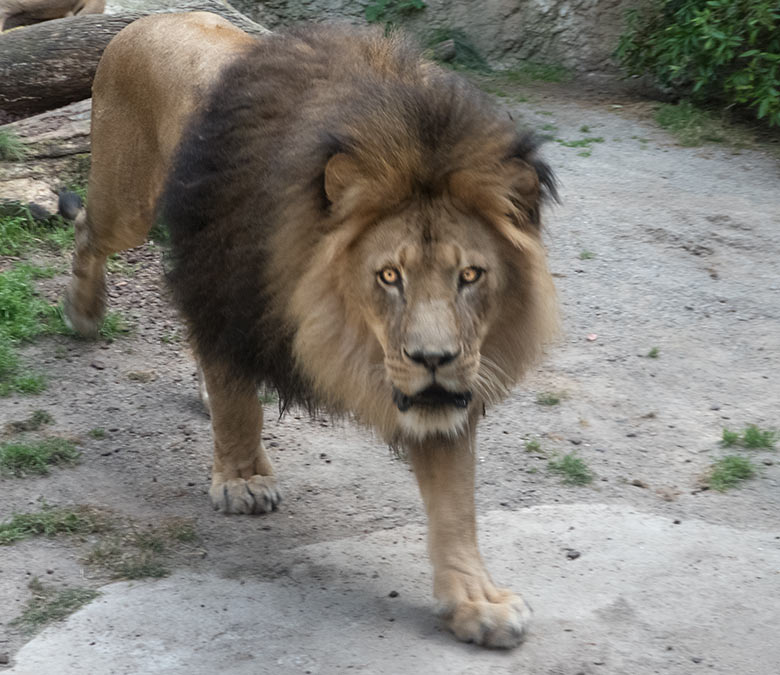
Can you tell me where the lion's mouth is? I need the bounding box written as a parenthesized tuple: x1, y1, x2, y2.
(392, 385, 472, 412)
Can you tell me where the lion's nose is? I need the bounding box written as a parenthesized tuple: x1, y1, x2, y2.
(403, 348, 460, 371)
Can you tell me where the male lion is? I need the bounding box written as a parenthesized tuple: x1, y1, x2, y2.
(63, 13, 558, 648)
(0, 0, 104, 30)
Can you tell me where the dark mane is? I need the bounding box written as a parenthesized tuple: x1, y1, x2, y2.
(160, 24, 554, 410)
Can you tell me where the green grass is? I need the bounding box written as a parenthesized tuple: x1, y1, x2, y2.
(536, 392, 561, 406)
(646, 347, 660, 358)
(655, 101, 727, 147)
(88, 427, 106, 439)
(557, 136, 605, 148)
(0, 438, 80, 477)
(579, 250, 595, 260)
(548, 453, 594, 485)
(742, 425, 777, 449)
(0, 506, 109, 545)
(0, 261, 129, 395)
(708, 455, 756, 491)
(5, 409, 53, 432)
(525, 439, 541, 453)
(0, 205, 74, 255)
(0, 130, 27, 161)
(501, 62, 571, 84)
(721, 425, 777, 450)
(428, 27, 490, 72)
(12, 579, 99, 632)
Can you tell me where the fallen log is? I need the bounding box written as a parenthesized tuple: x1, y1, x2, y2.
(0, 1, 268, 117)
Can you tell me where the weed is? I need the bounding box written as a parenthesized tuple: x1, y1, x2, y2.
(525, 439, 541, 453)
(85, 519, 198, 580)
(0, 505, 109, 545)
(708, 455, 756, 491)
(655, 102, 727, 147)
(579, 125, 591, 133)
(428, 28, 489, 72)
(5, 410, 54, 434)
(536, 392, 561, 406)
(0, 130, 27, 161)
(366, 0, 425, 26)
(579, 250, 595, 260)
(721, 425, 777, 450)
(12, 579, 99, 632)
(89, 427, 107, 439)
(742, 424, 777, 449)
(647, 347, 660, 358)
(548, 453, 594, 485)
(0, 438, 80, 478)
(541, 123, 558, 131)
(501, 62, 571, 84)
(577, 150, 592, 158)
(557, 136, 605, 148)
(0, 205, 74, 255)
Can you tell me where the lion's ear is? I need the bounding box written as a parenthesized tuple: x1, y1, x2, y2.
(324, 153, 361, 205)
(502, 157, 543, 228)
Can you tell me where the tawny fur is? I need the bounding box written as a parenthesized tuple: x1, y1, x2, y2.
(0, 0, 104, 30)
(63, 15, 558, 649)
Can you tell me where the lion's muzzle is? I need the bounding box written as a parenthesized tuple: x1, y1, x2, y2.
(393, 385, 472, 412)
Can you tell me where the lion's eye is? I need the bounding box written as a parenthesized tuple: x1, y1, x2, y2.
(378, 267, 401, 286)
(459, 267, 483, 285)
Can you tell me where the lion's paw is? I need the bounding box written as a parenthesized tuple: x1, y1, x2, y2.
(437, 584, 531, 649)
(209, 475, 281, 514)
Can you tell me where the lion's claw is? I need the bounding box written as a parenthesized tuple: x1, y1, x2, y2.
(438, 583, 531, 648)
(441, 593, 531, 648)
(209, 475, 281, 514)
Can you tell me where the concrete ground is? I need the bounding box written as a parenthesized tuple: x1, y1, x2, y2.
(6, 504, 780, 674)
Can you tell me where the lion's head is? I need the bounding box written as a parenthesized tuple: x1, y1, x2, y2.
(289, 128, 557, 442)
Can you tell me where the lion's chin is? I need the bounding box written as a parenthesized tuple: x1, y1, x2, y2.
(395, 405, 470, 440)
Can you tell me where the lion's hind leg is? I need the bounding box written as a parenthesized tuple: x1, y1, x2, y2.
(61, 197, 108, 338)
(200, 359, 281, 515)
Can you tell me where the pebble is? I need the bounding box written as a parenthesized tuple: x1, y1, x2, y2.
(388, 590, 399, 598)
(565, 549, 581, 560)
(90, 360, 106, 370)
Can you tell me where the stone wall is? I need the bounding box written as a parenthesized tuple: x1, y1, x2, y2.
(231, 0, 651, 74)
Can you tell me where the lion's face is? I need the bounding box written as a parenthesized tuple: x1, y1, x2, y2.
(347, 201, 509, 438)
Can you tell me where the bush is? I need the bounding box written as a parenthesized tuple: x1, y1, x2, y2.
(616, 0, 780, 126)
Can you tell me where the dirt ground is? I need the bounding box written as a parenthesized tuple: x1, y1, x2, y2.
(1, 76, 779, 674)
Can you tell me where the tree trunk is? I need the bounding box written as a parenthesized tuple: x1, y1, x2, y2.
(0, 1, 268, 117)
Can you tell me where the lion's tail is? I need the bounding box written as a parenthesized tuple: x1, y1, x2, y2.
(57, 190, 84, 221)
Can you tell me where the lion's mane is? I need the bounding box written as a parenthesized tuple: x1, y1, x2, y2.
(161, 25, 557, 438)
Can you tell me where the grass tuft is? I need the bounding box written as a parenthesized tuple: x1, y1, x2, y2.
(536, 392, 561, 406)
(655, 101, 727, 147)
(0, 438, 80, 477)
(548, 453, 594, 485)
(646, 347, 660, 358)
(0, 130, 27, 161)
(11, 579, 99, 632)
(524, 439, 541, 453)
(579, 250, 595, 260)
(721, 425, 776, 450)
(0, 505, 110, 545)
(708, 455, 756, 491)
(5, 409, 53, 433)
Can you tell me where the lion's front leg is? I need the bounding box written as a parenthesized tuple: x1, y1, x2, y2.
(408, 420, 531, 648)
(199, 359, 281, 515)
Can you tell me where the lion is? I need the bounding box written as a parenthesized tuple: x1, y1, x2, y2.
(62, 13, 558, 648)
(0, 0, 104, 31)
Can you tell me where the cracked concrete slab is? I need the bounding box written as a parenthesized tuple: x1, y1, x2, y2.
(6, 504, 779, 675)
